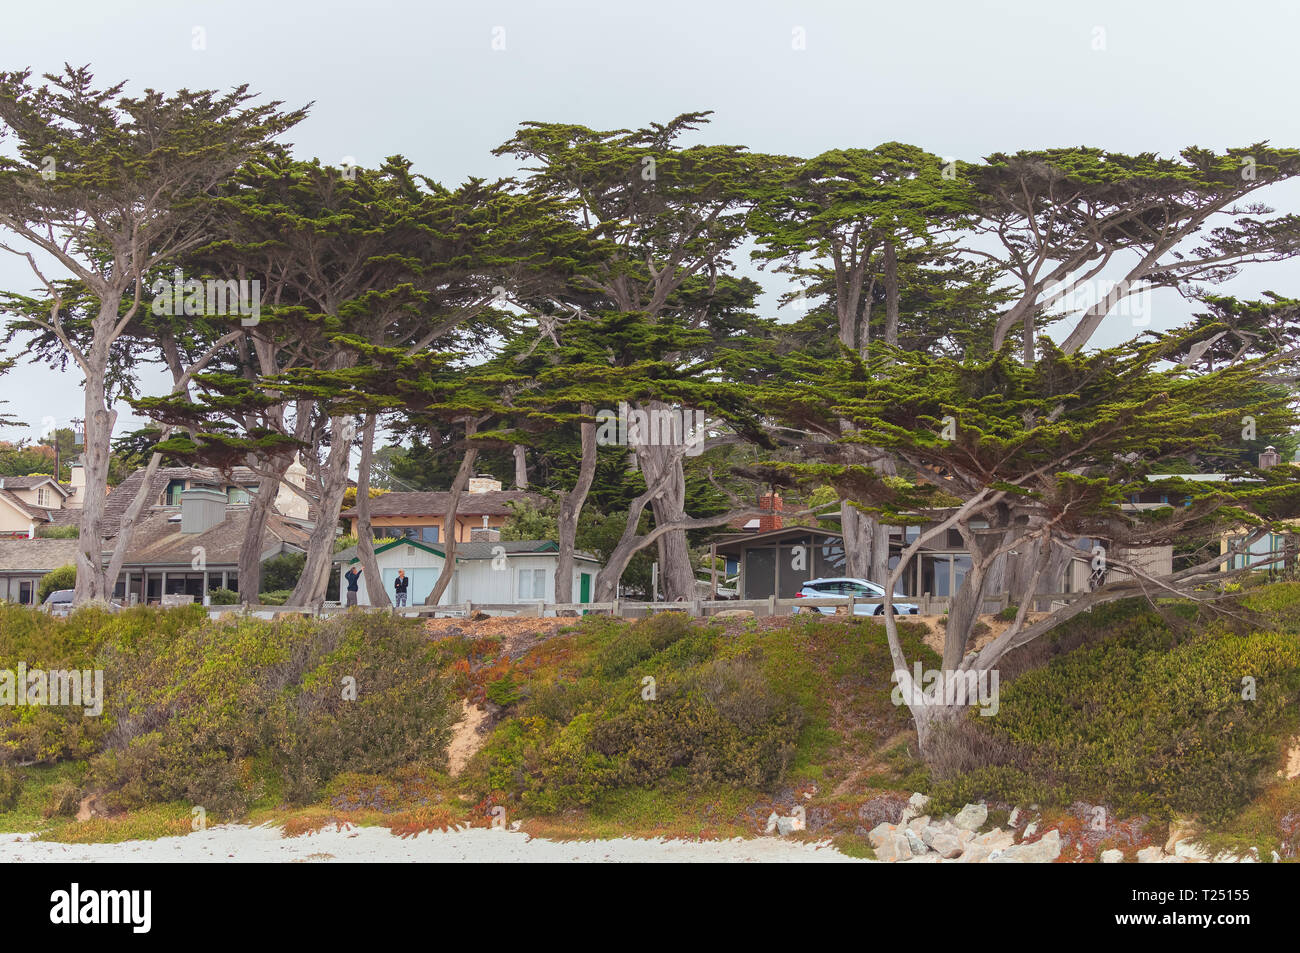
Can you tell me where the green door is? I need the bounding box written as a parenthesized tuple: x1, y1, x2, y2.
(579, 573, 591, 604)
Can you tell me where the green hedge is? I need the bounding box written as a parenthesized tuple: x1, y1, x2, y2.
(929, 596, 1300, 822)
(0, 605, 457, 819)
(37, 564, 76, 603)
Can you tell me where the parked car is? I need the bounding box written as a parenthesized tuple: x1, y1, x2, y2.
(794, 577, 919, 615)
(38, 590, 123, 616)
(40, 588, 76, 617)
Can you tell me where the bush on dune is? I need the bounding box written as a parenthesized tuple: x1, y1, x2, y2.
(471, 613, 806, 813)
(928, 592, 1300, 822)
(0, 606, 457, 820)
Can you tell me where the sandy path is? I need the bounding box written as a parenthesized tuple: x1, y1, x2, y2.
(0, 825, 867, 863)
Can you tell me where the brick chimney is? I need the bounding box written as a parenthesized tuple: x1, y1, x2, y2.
(470, 513, 500, 542)
(1260, 445, 1282, 469)
(757, 492, 784, 532)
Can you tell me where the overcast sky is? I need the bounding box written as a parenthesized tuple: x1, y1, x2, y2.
(2, 0, 1299, 454)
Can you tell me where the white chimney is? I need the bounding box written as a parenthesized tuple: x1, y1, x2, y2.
(180, 487, 228, 534)
(467, 475, 502, 494)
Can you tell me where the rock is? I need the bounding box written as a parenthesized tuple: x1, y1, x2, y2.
(907, 815, 931, 833)
(1008, 807, 1021, 827)
(1100, 849, 1124, 864)
(956, 842, 992, 863)
(904, 828, 928, 856)
(929, 833, 965, 858)
(952, 802, 988, 831)
(1280, 735, 1300, 780)
(1160, 855, 1191, 863)
(712, 609, 755, 619)
(872, 830, 913, 862)
(766, 811, 801, 836)
(1136, 846, 1165, 864)
(921, 820, 959, 847)
(1173, 839, 1211, 861)
(1164, 817, 1198, 854)
(900, 792, 930, 824)
(1003, 829, 1061, 864)
(1272, 850, 1282, 863)
(975, 827, 1015, 851)
(1022, 822, 1038, 839)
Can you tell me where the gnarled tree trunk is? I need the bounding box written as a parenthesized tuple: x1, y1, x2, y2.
(353, 414, 390, 607)
(555, 405, 596, 608)
(424, 436, 478, 607)
(289, 415, 353, 606)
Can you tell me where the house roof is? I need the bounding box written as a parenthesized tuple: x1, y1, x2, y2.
(711, 525, 846, 555)
(0, 538, 80, 573)
(339, 489, 542, 520)
(0, 475, 70, 497)
(102, 466, 278, 536)
(332, 538, 599, 564)
(0, 488, 52, 523)
(111, 507, 310, 568)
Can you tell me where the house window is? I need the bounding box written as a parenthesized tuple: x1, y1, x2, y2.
(421, 526, 439, 543)
(164, 479, 186, 505)
(37, 487, 49, 506)
(517, 568, 547, 600)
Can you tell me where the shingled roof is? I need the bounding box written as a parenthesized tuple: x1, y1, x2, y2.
(332, 538, 599, 564)
(339, 490, 542, 520)
(113, 507, 309, 568)
(101, 466, 263, 536)
(0, 538, 80, 572)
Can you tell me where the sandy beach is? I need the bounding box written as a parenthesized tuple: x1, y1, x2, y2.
(0, 825, 868, 863)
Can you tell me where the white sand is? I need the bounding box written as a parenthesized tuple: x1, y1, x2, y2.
(0, 824, 868, 863)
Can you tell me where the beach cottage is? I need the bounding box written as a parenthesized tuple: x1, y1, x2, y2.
(331, 537, 603, 608)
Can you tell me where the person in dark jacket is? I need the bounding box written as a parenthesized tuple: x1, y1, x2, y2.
(344, 566, 363, 606)
(394, 569, 409, 607)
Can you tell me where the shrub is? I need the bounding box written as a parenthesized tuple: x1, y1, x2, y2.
(43, 781, 80, 818)
(208, 588, 239, 605)
(37, 564, 77, 603)
(996, 604, 1020, 622)
(36, 525, 79, 539)
(592, 611, 699, 677)
(485, 674, 521, 707)
(473, 626, 806, 814)
(929, 611, 1300, 822)
(267, 614, 458, 805)
(259, 553, 305, 593)
(0, 765, 23, 812)
(258, 590, 293, 606)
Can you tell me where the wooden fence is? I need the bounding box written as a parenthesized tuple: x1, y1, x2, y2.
(206, 590, 1082, 621)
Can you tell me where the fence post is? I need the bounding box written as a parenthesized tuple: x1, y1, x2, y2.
(691, 599, 702, 618)
(767, 594, 777, 617)
(612, 598, 621, 618)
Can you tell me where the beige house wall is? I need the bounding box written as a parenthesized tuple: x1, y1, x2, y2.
(348, 513, 509, 543)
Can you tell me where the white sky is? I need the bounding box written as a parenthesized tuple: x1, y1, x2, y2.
(2, 0, 1299, 456)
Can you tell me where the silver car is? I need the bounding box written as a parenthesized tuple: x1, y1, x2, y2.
(40, 588, 76, 617)
(794, 577, 919, 615)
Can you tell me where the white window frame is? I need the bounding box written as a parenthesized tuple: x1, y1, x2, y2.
(517, 567, 547, 600)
